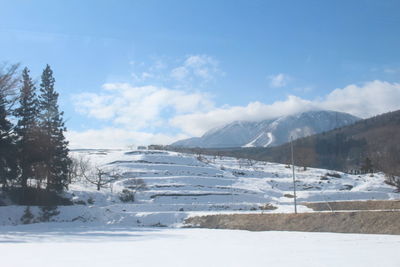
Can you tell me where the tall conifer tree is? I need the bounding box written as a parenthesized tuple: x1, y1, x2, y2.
(38, 65, 71, 191)
(14, 67, 40, 188)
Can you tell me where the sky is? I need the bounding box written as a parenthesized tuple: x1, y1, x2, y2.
(1, 0, 400, 148)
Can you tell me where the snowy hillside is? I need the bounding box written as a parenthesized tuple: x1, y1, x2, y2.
(171, 110, 360, 148)
(0, 149, 398, 227)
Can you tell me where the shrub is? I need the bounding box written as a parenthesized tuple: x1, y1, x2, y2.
(259, 203, 277, 210)
(74, 200, 86, 205)
(38, 206, 59, 222)
(340, 184, 354, 191)
(119, 189, 134, 202)
(21, 206, 35, 224)
(87, 196, 94, 205)
(123, 178, 147, 202)
(326, 172, 341, 178)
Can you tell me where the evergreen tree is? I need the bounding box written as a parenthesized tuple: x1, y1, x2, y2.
(14, 67, 40, 188)
(38, 65, 71, 191)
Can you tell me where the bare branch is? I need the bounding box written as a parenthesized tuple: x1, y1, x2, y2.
(0, 63, 20, 110)
(76, 157, 121, 191)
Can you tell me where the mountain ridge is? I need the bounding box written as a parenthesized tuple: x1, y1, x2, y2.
(171, 110, 360, 148)
(183, 109, 400, 177)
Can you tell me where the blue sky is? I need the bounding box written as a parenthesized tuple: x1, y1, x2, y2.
(1, 0, 400, 148)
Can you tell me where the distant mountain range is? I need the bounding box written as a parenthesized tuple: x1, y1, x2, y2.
(171, 110, 360, 148)
(179, 110, 400, 177)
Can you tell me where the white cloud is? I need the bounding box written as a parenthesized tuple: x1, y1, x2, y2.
(170, 66, 189, 81)
(171, 80, 400, 136)
(129, 55, 221, 88)
(171, 55, 222, 83)
(72, 93, 115, 120)
(131, 71, 156, 83)
(73, 83, 214, 130)
(268, 73, 290, 88)
(66, 128, 188, 149)
(321, 80, 400, 118)
(70, 55, 222, 149)
(130, 59, 165, 84)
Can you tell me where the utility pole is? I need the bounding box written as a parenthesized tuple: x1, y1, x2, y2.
(290, 136, 297, 214)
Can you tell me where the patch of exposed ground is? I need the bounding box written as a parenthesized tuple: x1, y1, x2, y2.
(303, 200, 400, 211)
(185, 211, 400, 235)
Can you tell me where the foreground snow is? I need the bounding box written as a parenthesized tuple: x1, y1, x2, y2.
(1, 223, 399, 267)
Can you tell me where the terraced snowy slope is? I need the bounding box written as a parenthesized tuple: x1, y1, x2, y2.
(1, 149, 398, 226)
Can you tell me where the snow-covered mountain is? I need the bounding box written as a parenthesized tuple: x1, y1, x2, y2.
(171, 110, 360, 148)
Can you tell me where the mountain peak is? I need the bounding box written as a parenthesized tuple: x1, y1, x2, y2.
(171, 110, 360, 148)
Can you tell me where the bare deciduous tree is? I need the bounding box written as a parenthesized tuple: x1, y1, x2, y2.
(385, 174, 400, 192)
(67, 156, 84, 186)
(237, 158, 250, 169)
(76, 156, 121, 191)
(86, 167, 121, 191)
(0, 63, 20, 110)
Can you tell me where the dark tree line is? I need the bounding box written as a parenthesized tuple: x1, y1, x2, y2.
(0, 63, 71, 195)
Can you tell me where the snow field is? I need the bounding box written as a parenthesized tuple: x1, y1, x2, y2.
(0, 224, 399, 267)
(0, 149, 398, 227)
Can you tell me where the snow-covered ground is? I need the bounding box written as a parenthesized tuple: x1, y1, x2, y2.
(1, 223, 399, 267)
(0, 149, 399, 227)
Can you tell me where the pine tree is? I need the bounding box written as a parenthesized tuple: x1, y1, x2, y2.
(38, 65, 71, 192)
(14, 67, 40, 188)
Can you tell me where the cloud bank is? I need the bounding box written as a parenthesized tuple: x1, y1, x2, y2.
(66, 128, 188, 149)
(70, 62, 400, 149)
(172, 80, 400, 136)
(73, 83, 214, 130)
